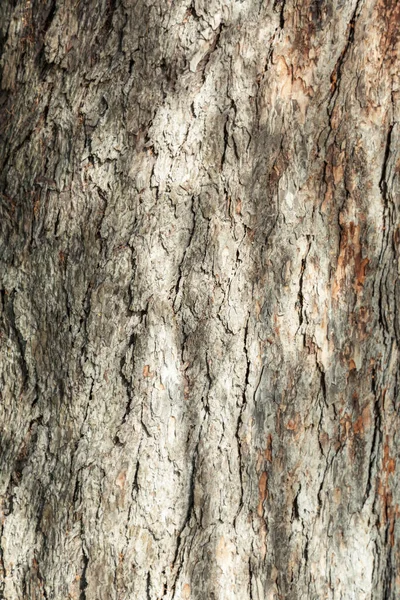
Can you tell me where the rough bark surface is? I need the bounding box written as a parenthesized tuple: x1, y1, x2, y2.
(0, 0, 399, 598)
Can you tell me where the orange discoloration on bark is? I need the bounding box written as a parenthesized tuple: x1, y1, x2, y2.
(286, 413, 301, 432)
(361, 405, 372, 431)
(321, 180, 334, 211)
(377, 0, 400, 62)
(348, 358, 356, 371)
(319, 430, 330, 453)
(332, 162, 344, 185)
(274, 313, 280, 336)
(339, 413, 352, 442)
(333, 487, 341, 505)
(269, 53, 313, 123)
(332, 150, 345, 186)
(332, 218, 368, 299)
(257, 471, 268, 517)
(377, 433, 398, 543)
(338, 405, 372, 439)
(383, 440, 396, 474)
(355, 257, 369, 291)
(143, 364, 154, 377)
(378, 478, 395, 543)
(352, 415, 363, 435)
(116, 470, 127, 490)
(215, 536, 236, 570)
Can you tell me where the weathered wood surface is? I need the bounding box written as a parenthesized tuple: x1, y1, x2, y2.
(0, 0, 399, 598)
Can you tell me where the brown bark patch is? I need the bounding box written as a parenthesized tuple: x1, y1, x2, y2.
(265, 434, 273, 463)
(383, 441, 396, 474)
(353, 406, 371, 436)
(143, 364, 154, 377)
(332, 219, 368, 299)
(257, 471, 268, 518)
(377, 0, 400, 62)
(115, 470, 127, 489)
(182, 583, 191, 599)
(348, 358, 357, 371)
(355, 257, 369, 292)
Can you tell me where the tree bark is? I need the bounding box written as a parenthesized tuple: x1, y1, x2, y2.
(0, 0, 399, 598)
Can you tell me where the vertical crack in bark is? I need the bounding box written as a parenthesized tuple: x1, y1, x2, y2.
(94, 186, 108, 259)
(234, 315, 250, 528)
(7, 290, 29, 387)
(296, 237, 311, 336)
(173, 195, 196, 312)
(76, 475, 89, 600)
(328, 0, 362, 118)
(0, 525, 5, 598)
(221, 101, 236, 171)
(291, 485, 301, 522)
(376, 123, 394, 337)
(170, 436, 199, 598)
(35, 559, 49, 600)
(79, 546, 89, 600)
(383, 547, 394, 600)
(273, 0, 286, 29)
(41, 0, 56, 37)
(195, 23, 224, 84)
(378, 124, 394, 244)
(316, 453, 333, 513)
(120, 333, 136, 424)
(248, 557, 254, 600)
(319, 366, 327, 407)
(103, 0, 117, 34)
(189, 0, 201, 22)
(363, 364, 382, 506)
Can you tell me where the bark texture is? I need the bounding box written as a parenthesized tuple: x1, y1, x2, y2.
(0, 0, 400, 598)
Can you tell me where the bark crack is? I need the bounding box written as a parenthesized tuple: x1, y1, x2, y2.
(328, 0, 362, 121)
(296, 237, 311, 335)
(0, 525, 5, 598)
(375, 123, 395, 341)
(79, 514, 89, 600)
(173, 195, 196, 312)
(234, 315, 250, 528)
(273, 0, 286, 29)
(120, 333, 136, 424)
(7, 290, 29, 388)
(248, 558, 254, 600)
(146, 571, 151, 600)
(170, 445, 197, 599)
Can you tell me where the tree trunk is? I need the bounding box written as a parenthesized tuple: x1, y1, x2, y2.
(0, 0, 399, 598)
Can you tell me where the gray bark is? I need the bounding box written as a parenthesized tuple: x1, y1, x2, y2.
(0, 0, 399, 598)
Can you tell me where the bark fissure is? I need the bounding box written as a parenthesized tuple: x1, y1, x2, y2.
(79, 535, 89, 600)
(170, 442, 199, 598)
(234, 315, 250, 527)
(328, 0, 362, 119)
(296, 237, 311, 334)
